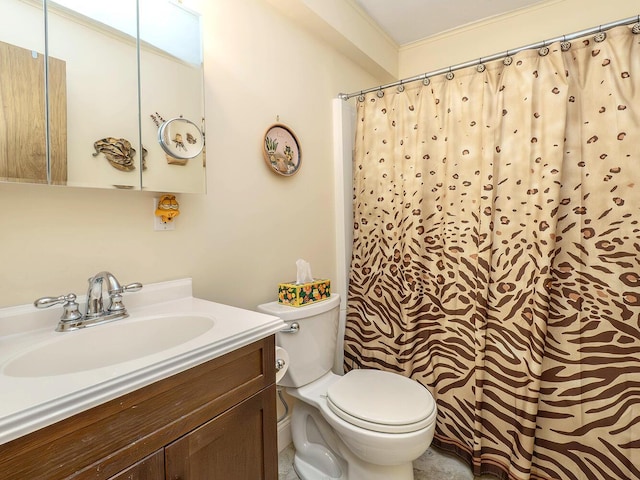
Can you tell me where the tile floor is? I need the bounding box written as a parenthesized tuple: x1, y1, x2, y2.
(278, 443, 496, 480)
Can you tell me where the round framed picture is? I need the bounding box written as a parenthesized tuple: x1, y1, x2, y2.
(262, 124, 301, 176)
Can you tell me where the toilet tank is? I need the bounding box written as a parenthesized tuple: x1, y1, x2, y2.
(258, 293, 340, 388)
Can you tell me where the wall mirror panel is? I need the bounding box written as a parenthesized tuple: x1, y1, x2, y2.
(48, 0, 140, 189)
(139, 0, 205, 192)
(0, 0, 49, 184)
(0, 0, 206, 193)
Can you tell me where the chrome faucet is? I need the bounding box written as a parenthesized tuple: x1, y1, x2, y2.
(85, 271, 135, 318)
(34, 271, 142, 332)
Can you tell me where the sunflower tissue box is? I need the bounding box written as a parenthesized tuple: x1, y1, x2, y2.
(278, 279, 331, 307)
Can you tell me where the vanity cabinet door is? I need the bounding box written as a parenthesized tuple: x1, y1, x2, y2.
(108, 450, 164, 480)
(165, 385, 278, 480)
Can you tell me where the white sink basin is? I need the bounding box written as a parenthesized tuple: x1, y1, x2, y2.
(0, 278, 286, 446)
(4, 314, 214, 377)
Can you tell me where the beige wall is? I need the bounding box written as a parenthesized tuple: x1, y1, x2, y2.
(2, 0, 638, 310)
(0, 0, 381, 309)
(264, 0, 398, 82)
(399, 0, 639, 78)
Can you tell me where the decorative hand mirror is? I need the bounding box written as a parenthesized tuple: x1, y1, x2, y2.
(158, 118, 205, 160)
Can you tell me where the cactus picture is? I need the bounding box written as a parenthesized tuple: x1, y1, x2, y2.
(262, 124, 301, 176)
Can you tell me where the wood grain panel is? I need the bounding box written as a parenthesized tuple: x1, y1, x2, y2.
(108, 450, 164, 480)
(48, 54, 67, 185)
(0, 40, 67, 184)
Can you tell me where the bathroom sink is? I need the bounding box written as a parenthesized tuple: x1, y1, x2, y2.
(3, 314, 214, 377)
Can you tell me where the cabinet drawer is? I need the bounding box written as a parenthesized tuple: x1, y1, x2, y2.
(0, 336, 275, 480)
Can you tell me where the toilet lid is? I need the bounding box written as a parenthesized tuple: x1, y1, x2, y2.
(326, 369, 435, 434)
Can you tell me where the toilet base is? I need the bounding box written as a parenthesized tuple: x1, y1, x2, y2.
(290, 401, 347, 479)
(294, 452, 413, 480)
(343, 460, 413, 480)
(290, 397, 418, 480)
(293, 448, 414, 480)
(294, 455, 345, 480)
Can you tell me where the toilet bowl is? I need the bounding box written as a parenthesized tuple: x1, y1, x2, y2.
(258, 294, 437, 480)
(289, 370, 436, 480)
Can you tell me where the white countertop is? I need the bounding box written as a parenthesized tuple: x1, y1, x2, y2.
(0, 278, 285, 445)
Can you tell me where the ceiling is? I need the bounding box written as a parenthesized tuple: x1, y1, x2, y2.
(353, 0, 546, 46)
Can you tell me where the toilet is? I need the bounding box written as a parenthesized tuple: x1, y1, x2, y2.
(258, 293, 437, 480)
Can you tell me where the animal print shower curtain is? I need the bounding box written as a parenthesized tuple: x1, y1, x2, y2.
(343, 25, 640, 480)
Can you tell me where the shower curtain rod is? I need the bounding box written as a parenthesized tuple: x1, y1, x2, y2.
(338, 14, 640, 100)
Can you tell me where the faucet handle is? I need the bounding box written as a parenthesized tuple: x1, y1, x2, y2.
(122, 282, 143, 293)
(35, 293, 77, 309)
(34, 293, 83, 323)
(107, 282, 143, 313)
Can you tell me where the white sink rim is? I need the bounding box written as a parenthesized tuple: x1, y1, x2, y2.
(3, 314, 215, 378)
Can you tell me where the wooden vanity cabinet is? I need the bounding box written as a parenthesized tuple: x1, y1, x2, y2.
(108, 450, 165, 480)
(0, 336, 278, 480)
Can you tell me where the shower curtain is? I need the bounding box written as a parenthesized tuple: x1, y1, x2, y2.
(343, 25, 640, 480)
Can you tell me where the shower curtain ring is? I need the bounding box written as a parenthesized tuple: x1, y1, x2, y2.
(477, 58, 486, 73)
(377, 87, 384, 98)
(503, 50, 513, 66)
(446, 66, 454, 80)
(397, 81, 405, 93)
(539, 39, 549, 56)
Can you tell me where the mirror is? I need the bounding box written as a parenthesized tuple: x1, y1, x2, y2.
(48, 0, 140, 189)
(0, 0, 205, 193)
(139, 0, 205, 192)
(0, 0, 50, 184)
(157, 118, 205, 160)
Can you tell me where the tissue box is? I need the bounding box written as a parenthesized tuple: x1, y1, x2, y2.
(278, 279, 331, 307)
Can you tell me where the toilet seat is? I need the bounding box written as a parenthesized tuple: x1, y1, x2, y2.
(326, 369, 435, 434)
